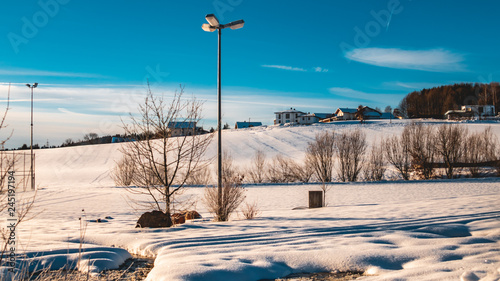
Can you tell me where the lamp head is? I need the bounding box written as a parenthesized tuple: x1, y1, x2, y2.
(226, 19, 244, 30)
(205, 14, 220, 27)
(26, 84, 31, 88)
(33, 83, 38, 88)
(202, 23, 216, 32)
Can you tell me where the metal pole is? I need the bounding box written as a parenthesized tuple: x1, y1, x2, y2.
(30, 86, 34, 190)
(217, 28, 222, 220)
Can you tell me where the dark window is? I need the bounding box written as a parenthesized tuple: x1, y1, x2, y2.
(286, 113, 290, 119)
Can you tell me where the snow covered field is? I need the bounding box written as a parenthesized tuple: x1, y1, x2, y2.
(3, 120, 500, 280)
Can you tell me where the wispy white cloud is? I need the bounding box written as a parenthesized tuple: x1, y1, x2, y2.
(261, 65, 307, 72)
(262, 65, 329, 73)
(345, 48, 466, 72)
(0, 68, 107, 78)
(329, 87, 404, 104)
(314, 67, 329, 73)
(388, 81, 446, 90)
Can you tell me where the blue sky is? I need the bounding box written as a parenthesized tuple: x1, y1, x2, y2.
(1, 0, 499, 148)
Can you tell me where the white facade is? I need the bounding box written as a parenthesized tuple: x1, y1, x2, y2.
(274, 108, 305, 125)
(334, 108, 357, 120)
(461, 105, 496, 117)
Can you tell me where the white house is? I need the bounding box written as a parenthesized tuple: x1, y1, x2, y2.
(461, 105, 496, 117)
(297, 113, 333, 125)
(334, 108, 357, 120)
(274, 108, 332, 125)
(274, 108, 305, 125)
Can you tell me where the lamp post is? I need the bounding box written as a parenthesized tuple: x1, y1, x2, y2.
(26, 83, 38, 190)
(202, 14, 244, 220)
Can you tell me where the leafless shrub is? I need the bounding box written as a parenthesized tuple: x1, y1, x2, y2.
(363, 141, 385, 181)
(335, 129, 367, 182)
(289, 160, 314, 183)
(383, 130, 411, 180)
(464, 127, 498, 177)
(266, 154, 293, 183)
(306, 131, 335, 183)
(241, 201, 261, 220)
(248, 150, 267, 183)
(435, 124, 467, 179)
(405, 123, 436, 179)
(204, 153, 245, 222)
(217, 153, 243, 183)
(111, 155, 136, 186)
(117, 85, 213, 227)
(204, 177, 245, 221)
(185, 164, 212, 186)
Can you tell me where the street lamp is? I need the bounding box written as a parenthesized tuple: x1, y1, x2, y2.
(26, 82, 38, 190)
(202, 14, 244, 220)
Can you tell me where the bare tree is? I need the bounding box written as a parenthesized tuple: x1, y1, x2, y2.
(336, 129, 367, 182)
(435, 124, 467, 179)
(306, 131, 336, 204)
(266, 154, 299, 183)
(204, 153, 245, 221)
(405, 123, 436, 179)
(306, 131, 335, 183)
(464, 127, 498, 177)
(117, 85, 212, 227)
(83, 132, 99, 144)
(383, 131, 411, 180)
(289, 159, 314, 183)
(363, 142, 385, 181)
(248, 150, 267, 183)
(355, 105, 366, 123)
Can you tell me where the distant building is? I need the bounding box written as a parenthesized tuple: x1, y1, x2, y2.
(334, 108, 357, 120)
(461, 105, 495, 117)
(361, 106, 382, 119)
(274, 108, 305, 125)
(235, 121, 262, 129)
(444, 110, 473, 120)
(380, 112, 395, 119)
(111, 137, 136, 143)
(393, 108, 404, 119)
(274, 108, 332, 125)
(444, 105, 496, 120)
(167, 121, 200, 137)
(297, 113, 333, 125)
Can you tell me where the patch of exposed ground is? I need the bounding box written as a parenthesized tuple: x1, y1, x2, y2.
(30, 256, 154, 281)
(261, 271, 364, 281)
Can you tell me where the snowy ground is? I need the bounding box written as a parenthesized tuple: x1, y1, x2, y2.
(2, 120, 500, 280)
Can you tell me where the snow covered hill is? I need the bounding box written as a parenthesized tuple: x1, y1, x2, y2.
(3, 120, 500, 281)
